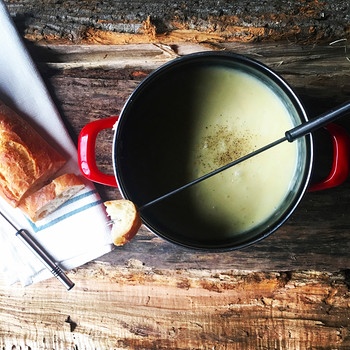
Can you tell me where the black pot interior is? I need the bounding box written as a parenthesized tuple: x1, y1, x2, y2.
(114, 52, 313, 250)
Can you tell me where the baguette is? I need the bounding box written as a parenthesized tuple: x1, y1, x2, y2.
(104, 200, 141, 246)
(19, 173, 85, 222)
(0, 101, 66, 206)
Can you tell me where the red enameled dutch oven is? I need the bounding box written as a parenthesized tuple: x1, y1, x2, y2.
(78, 51, 350, 251)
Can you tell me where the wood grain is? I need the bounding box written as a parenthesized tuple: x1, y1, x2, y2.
(2, 264, 350, 349)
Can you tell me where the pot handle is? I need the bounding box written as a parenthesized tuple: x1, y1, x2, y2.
(308, 123, 350, 192)
(78, 118, 349, 191)
(78, 116, 119, 187)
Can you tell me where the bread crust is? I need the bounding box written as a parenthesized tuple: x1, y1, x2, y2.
(0, 102, 66, 206)
(19, 173, 85, 222)
(104, 200, 142, 246)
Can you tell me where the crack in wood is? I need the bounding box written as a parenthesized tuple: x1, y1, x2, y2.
(64, 316, 77, 332)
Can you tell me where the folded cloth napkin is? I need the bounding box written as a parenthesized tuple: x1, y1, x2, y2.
(0, 0, 114, 286)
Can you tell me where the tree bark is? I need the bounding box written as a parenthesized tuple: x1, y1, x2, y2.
(5, 0, 350, 44)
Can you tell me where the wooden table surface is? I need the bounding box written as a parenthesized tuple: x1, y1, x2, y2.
(1, 1, 350, 349)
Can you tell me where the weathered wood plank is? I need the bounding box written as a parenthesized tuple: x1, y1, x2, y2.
(23, 41, 350, 273)
(1, 265, 350, 350)
(4, 0, 350, 44)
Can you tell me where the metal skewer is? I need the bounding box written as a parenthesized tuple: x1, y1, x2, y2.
(139, 100, 350, 211)
(0, 211, 75, 290)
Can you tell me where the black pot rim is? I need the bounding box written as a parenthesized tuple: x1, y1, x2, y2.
(113, 51, 314, 251)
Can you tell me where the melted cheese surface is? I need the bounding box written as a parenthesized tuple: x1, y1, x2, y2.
(187, 66, 299, 234)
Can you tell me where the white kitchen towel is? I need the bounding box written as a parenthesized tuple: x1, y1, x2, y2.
(0, 0, 114, 286)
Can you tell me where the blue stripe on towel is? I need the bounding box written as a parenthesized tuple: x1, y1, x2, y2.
(27, 190, 104, 232)
(56, 189, 98, 209)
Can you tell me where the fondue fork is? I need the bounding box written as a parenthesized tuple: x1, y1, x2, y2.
(140, 100, 350, 210)
(0, 210, 75, 290)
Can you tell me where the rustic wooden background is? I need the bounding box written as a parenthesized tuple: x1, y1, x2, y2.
(6, 0, 350, 44)
(1, 0, 350, 349)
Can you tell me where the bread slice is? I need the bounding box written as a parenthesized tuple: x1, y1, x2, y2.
(104, 200, 141, 246)
(19, 173, 85, 222)
(0, 102, 66, 206)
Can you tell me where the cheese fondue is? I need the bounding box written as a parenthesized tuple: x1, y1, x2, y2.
(186, 66, 299, 236)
